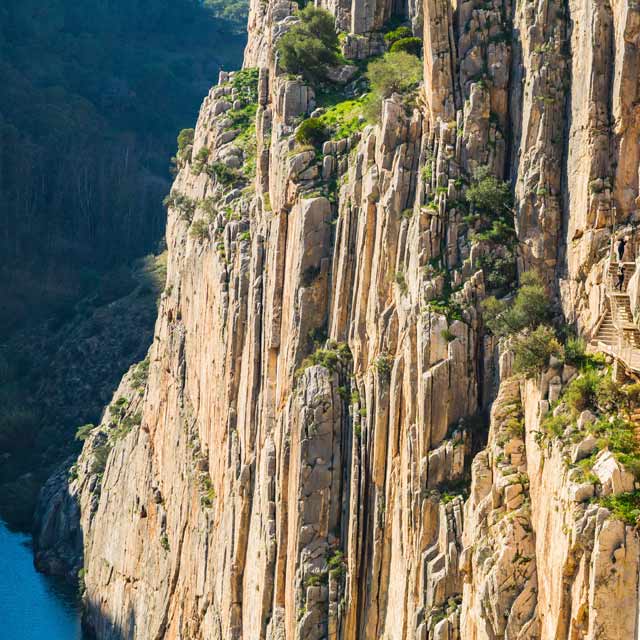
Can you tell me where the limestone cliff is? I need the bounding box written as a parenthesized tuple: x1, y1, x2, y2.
(35, 0, 640, 638)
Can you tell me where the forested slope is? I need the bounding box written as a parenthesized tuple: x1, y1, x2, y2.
(0, 0, 245, 332)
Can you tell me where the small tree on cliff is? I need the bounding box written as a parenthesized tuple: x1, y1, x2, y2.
(482, 271, 561, 376)
(366, 51, 422, 97)
(277, 6, 339, 83)
(363, 51, 423, 122)
(466, 166, 512, 214)
(482, 271, 550, 337)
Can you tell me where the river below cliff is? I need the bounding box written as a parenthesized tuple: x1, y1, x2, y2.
(0, 519, 85, 639)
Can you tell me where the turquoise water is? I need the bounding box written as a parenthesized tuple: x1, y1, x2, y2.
(0, 520, 84, 639)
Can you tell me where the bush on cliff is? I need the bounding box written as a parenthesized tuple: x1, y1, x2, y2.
(367, 51, 423, 98)
(482, 271, 562, 377)
(466, 167, 512, 214)
(296, 118, 328, 147)
(390, 37, 422, 56)
(177, 128, 195, 157)
(384, 26, 413, 45)
(512, 325, 562, 376)
(277, 6, 339, 83)
(482, 271, 550, 338)
(363, 51, 423, 122)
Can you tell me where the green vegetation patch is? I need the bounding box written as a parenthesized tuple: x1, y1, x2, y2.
(277, 7, 339, 84)
(597, 492, 640, 525)
(164, 192, 197, 222)
(206, 162, 242, 186)
(481, 271, 593, 377)
(364, 51, 422, 122)
(539, 366, 640, 483)
(295, 341, 352, 380)
(384, 26, 413, 45)
(389, 37, 422, 56)
(296, 118, 329, 147)
(465, 168, 512, 213)
(131, 357, 150, 392)
(317, 96, 368, 140)
(230, 68, 259, 102)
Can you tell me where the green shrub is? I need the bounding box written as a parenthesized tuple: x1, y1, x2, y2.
(564, 336, 586, 366)
(295, 342, 352, 379)
(503, 415, 525, 439)
(163, 192, 197, 222)
(112, 411, 142, 441)
(75, 423, 95, 441)
(131, 357, 150, 391)
(296, 118, 328, 147)
(427, 298, 464, 322)
(190, 219, 210, 241)
(390, 37, 422, 56)
(373, 354, 393, 381)
(192, 147, 210, 174)
(564, 371, 599, 414)
(199, 473, 217, 507)
(77, 568, 86, 596)
(367, 51, 422, 98)
(594, 375, 624, 413)
(471, 219, 516, 245)
(598, 492, 640, 525)
(177, 128, 194, 156)
(465, 166, 512, 213)
(305, 573, 327, 587)
(363, 51, 422, 122)
(91, 442, 112, 476)
(477, 252, 517, 295)
(328, 550, 346, 579)
(110, 397, 129, 418)
(482, 271, 550, 337)
(277, 6, 339, 83)
(513, 325, 562, 377)
(384, 26, 413, 45)
(206, 162, 240, 186)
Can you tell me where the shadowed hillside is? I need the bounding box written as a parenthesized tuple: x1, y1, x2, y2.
(0, 0, 246, 334)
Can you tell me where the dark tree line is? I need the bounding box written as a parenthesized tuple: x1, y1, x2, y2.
(0, 0, 247, 332)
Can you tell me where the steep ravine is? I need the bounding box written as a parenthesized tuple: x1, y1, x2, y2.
(35, 0, 640, 638)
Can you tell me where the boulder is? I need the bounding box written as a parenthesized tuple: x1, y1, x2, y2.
(576, 410, 596, 431)
(326, 64, 358, 84)
(592, 450, 635, 495)
(571, 434, 598, 463)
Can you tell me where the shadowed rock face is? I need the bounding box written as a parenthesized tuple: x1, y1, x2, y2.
(35, 0, 640, 637)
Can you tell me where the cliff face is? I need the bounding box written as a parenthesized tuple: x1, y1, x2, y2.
(35, 0, 640, 637)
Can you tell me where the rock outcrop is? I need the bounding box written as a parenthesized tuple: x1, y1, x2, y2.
(35, 0, 640, 637)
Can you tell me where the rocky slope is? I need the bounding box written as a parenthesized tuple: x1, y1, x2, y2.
(35, 0, 640, 638)
(0, 254, 164, 529)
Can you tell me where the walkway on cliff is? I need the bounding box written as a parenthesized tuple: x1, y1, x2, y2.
(592, 238, 640, 375)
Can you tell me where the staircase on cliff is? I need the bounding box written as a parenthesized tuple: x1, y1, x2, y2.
(593, 244, 640, 373)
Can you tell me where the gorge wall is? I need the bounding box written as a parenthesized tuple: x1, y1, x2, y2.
(34, 0, 640, 637)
